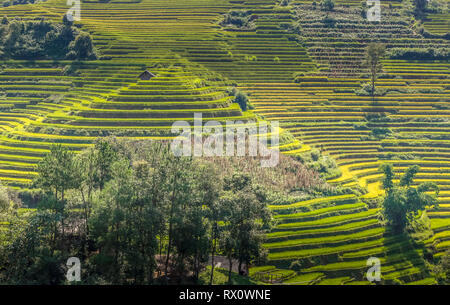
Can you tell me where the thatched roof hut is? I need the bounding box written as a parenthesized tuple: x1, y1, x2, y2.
(138, 70, 156, 80)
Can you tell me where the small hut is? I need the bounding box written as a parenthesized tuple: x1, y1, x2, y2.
(138, 70, 156, 81)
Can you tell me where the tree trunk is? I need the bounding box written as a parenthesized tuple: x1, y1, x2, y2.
(164, 213, 174, 275)
(165, 173, 178, 275)
(228, 256, 233, 284)
(209, 232, 216, 285)
(158, 234, 163, 277)
(61, 190, 65, 252)
(53, 188, 58, 252)
(80, 189, 89, 255)
(371, 70, 376, 102)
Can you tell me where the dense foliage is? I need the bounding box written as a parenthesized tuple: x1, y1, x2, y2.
(380, 164, 439, 233)
(228, 87, 253, 111)
(388, 47, 450, 60)
(0, 16, 97, 60)
(0, 139, 327, 284)
(2, 0, 41, 7)
(413, 0, 428, 18)
(320, 0, 335, 11)
(432, 249, 450, 284)
(220, 10, 256, 29)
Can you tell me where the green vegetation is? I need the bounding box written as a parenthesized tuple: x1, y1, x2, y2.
(364, 43, 385, 100)
(229, 87, 253, 111)
(220, 10, 255, 30)
(2, 0, 39, 7)
(380, 164, 439, 232)
(218, 172, 272, 281)
(200, 266, 261, 285)
(432, 249, 450, 284)
(0, 16, 97, 60)
(413, 0, 428, 19)
(320, 0, 335, 11)
(0, 140, 327, 284)
(387, 47, 450, 60)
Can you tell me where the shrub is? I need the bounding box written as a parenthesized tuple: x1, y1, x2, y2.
(290, 21, 302, 35)
(293, 72, 306, 82)
(229, 87, 253, 111)
(387, 47, 449, 60)
(417, 87, 443, 94)
(62, 63, 79, 76)
(0, 184, 9, 213)
(355, 82, 387, 96)
(413, 0, 428, 18)
(360, 0, 367, 18)
(427, 0, 449, 13)
(320, 0, 335, 11)
(353, 122, 369, 130)
(364, 110, 387, 121)
(322, 15, 336, 27)
(310, 149, 320, 162)
(433, 249, 450, 284)
(2, 0, 36, 5)
(245, 55, 258, 62)
(66, 32, 97, 60)
(220, 10, 255, 29)
(190, 78, 205, 89)
(371, 127, 391, 139)
(305, 150, 339, 179)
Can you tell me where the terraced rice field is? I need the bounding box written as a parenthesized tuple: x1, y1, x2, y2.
(0, 0, 448, 284)
(424, 12, 450, 35)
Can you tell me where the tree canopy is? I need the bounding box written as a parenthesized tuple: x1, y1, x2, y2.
(0, 16, 97, 60)
(380, 164, 439, 232)
(364, 43, 385, 98)
(1, 139, 324, 284)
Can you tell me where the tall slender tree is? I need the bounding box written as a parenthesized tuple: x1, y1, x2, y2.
(364, 43, 385, 101)
(219, 173, 272, 282)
